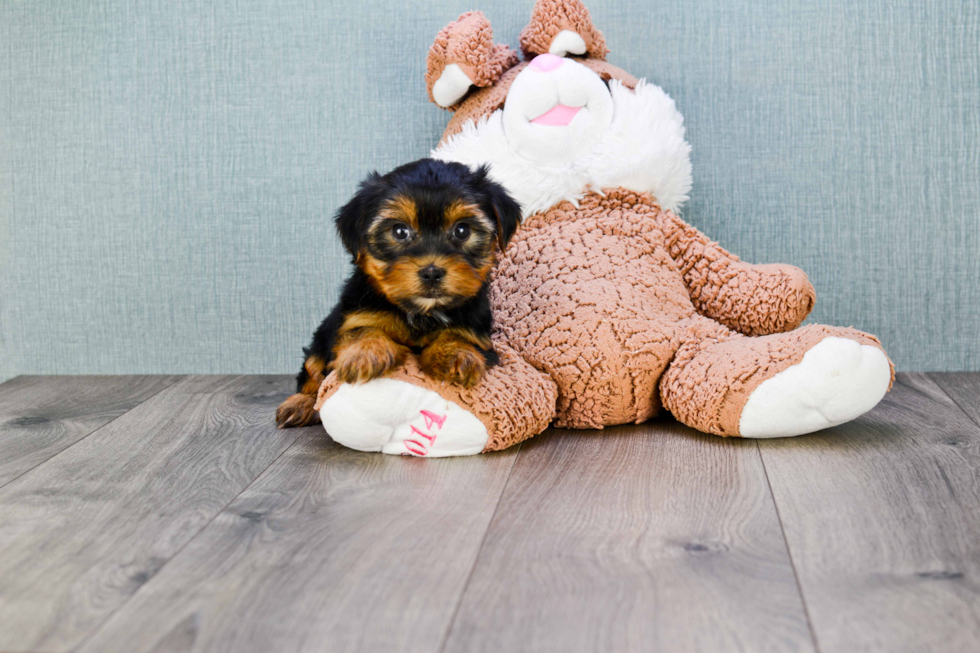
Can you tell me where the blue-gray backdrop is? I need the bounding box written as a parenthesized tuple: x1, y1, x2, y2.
(1, 0, 978, 380)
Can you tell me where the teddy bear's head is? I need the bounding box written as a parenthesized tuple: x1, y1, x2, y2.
(425, 0, 693, 216)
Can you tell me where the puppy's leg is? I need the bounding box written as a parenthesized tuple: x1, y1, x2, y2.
(276, 355, 327, 428)
(419, 328, 493, 388)
(333, 328, 411, 384)
(329, 309, 413, 385)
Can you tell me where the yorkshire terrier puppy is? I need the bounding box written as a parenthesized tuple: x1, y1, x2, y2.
(276, 159, 522, 428)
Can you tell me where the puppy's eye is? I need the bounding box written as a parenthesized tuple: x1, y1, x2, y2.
(391, 223, 412, 242)
(452, 223, 471, 241)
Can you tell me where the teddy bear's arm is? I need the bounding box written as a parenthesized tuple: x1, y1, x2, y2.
(658, 210, 816, 336)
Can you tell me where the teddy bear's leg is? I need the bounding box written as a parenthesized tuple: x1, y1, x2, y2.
(314, 343, 557, 457)
(660, 320, 894, 438)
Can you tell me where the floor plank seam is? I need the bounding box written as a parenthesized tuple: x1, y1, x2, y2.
(69, 423, 309, 652)
(0, 375, 184, 492)
(756, 440, 822, 653)
(928, 373, 980, 431)
(437, 441, 524, 653)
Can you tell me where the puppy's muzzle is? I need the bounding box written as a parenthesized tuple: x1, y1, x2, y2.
(418, 264, 446, 286)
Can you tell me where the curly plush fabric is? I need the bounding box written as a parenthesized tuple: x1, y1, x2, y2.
(657, 211, 816, 336)
(660, 324, 891, 436)
(519, 0, 608, 60)
(316, 342, 557, 452)
(486, 188, 894, 430)
(425, 11, 520, 110)
(491, 190, 682, 427)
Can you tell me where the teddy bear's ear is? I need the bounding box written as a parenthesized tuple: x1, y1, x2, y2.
(519, 0, 608, 60)
(425, 11, 521, 110)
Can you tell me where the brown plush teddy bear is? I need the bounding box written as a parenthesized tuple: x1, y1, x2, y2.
(314, 0, 894, 456)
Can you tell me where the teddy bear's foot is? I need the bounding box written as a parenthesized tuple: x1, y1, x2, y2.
(661, 322, 895, 438)
(319, 378, 489, 457)
(738, 336, 892, 438)
(315, 343, 558, 456)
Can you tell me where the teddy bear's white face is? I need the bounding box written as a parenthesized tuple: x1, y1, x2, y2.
(502, 54, 614, 166)
(433, 54, 693, 218)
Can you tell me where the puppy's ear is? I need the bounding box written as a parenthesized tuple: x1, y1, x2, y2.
(472, 165, 521, 250)
(334, 172, 385, 257)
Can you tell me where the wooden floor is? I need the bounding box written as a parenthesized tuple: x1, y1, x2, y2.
(0, 374, 978, 652)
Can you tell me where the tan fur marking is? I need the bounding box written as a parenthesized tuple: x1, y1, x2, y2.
(359, 253, 490, 310)
(441, 257, 487, 298)
(359, 254, 429, 307)
(304, 354, 325, 377)
(332, 309, 413, 384)
(444, 201, 496, 240)
(339, 309, 412, 344)
(472, 257, 496, 283)
(276, 393, 320, 428)
(278, 355, 327, 427)
(443, 200, 479, 228)
(419, 328, 489, 388)
(299, 354, 327, 394)
(333, 332, 409, 384)
(381, 194, 419, 231)
(359, 254, 388, 289)
(300, 375, 322, 396)
(420, 326, 492, 351)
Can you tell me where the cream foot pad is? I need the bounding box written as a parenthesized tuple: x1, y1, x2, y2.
(739, 337, 892, 438)
(320, 378, 489, 457)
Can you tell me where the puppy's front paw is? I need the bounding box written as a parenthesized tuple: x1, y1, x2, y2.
(420, 343, 487, 388)
(276, 393, 320, 428)
(334, 337, 408, 384)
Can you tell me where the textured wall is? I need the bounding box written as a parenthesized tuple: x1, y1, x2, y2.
(1, 0, 978, 378)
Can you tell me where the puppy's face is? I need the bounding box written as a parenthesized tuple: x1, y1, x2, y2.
(336, 160, 521, 314)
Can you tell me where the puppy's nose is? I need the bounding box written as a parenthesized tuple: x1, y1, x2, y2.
(419, 265, 446, 284)
(529, 53, 564, 73)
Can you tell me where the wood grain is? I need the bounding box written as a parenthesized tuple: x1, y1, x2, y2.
(442, 423, 815, 653)
(0, 375, 180, 487)
(77, 432, 519, 653)
(0, 375, 300, 653)
(930, 372, 980, 428)
(759, 373, 980, 652)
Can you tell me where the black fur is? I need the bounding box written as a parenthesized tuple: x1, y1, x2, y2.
(469, 164, 521, 249)
(294, 159, 520, 394)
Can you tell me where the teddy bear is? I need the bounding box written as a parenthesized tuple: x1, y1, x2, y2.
(313, 0, 894, 457)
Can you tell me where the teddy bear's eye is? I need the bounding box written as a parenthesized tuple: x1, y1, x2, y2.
(391, 223, 412, 242)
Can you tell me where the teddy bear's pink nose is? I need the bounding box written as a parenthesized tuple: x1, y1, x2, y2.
(529, 53, 564, 73)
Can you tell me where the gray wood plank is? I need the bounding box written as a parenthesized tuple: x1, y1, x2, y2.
(77, 433, 519, 653)
(0, 375, 181, 487)
(0, 375, 300, 653)
(930, 372, 980, 428)
(759, 373, 980, 653)
(442, 424, 815, 653)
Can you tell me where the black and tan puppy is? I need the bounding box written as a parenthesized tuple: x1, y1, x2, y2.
(276, 159, 522, 428)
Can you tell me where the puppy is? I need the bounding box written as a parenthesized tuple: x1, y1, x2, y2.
(276, 159, 522, 428)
